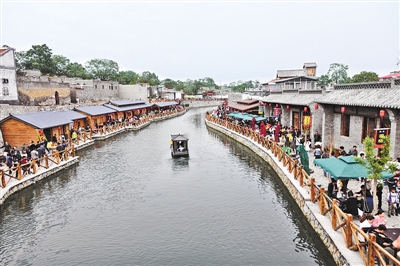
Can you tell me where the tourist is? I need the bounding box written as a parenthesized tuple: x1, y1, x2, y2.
(356, 185, 373, 212)
(304, 138, 312, 156)
(359, 152, 365, 159)
(314, 145, 322, 159)
(339, 146, 347, 156)
(313, 131, 322, 146)
(372, 209, 387, 227)
(360, 215, 375, 233)
(372, 225, 395, 265)
(377, 180, 384, 210)
(328, 179, 338, 199)
(1, 141, 11, 155)
(348, 145, 358, 156)
(387, 187, 399, 217)
(344, 191, 359, 218)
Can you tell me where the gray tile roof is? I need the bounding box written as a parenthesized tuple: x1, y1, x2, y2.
(109, 100, 145, 106)
(74, 105, 116, 116)
(155, 101, 178, 107)
(263, 92, 323, 106)
(315, 87, 400, 109)
(56, 110, 87, 121)
(103, 103, 152, 112)
(303, 62, 317, 68)
(11, 111, 74, 129)
(276, 69, 305, 78)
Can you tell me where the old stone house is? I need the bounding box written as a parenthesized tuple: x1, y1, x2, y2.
(0, 47, 19, 104)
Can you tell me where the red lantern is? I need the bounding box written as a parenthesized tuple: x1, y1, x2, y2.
(58, 126, 61, 130)
(314, 104, 319, 109)
(259, 101, 263, 106)
(340, 106, 346, 114)
(86, 117, 89, 120)
(276, 104, 279, 107)
(268, 103, 272, 107)
(304, 106, 308, 112)
(286, 105, 290, 109)
(379, 110, 386, 118)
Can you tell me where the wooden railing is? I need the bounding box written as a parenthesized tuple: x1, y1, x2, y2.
(1, 145, 76, 189)
(205, 114, 399, 266)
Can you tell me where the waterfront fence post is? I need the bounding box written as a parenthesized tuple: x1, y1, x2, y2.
(367, 234, 376, 266)
(17, 164, 22, 180)
(1, 169, 5, 188)
(310, 178, 316, 202)
(319, 187, 325, 214)
(332, 199, 337, 228)
(72, 145, 75, 157)
(32, 160, 37, 174)
(299, 166, 304, 186)
(345, 214, 353, 248)
(44, 155, 49, 169)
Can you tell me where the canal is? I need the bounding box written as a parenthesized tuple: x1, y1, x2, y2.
(0, 107, 335, 265)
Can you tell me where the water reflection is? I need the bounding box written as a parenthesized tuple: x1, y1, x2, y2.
(207, 127, 331, 263)
(171, 157, 189, 171)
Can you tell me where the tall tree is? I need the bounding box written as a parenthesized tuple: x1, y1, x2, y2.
(52, 55, 70, 76)
(355, 136, 396, 213)
(138, 71, 160, 86)
(317, 74, 331, 85)
(65, 62, 91, 79)
(20, 44, 54, 75)
(85, 58, 119, 81)
(327, 63, 351, 84)
(118, 70, 139, 85)
(162, 78, 177, 89)
(351, 71, 379, 83)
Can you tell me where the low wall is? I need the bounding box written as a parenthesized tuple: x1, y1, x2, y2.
(205, 119, 352, 266)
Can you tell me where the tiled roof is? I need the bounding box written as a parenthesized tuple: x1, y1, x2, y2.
(0, 48, 8, 55)
(103, 103, 152, 112)
(74, 105, 116, 116)
(56, 110, 87, 121)
(109, 100, 145, 107)
(11, 111, 73, 129)
(228, 102, 260, 111)
(315, 87, 400, 109)
(263, 92, 323, 106)
(303, 62, 317, 68)
(236, 99, 259, 105)
(276, 69, 305, 78)
(154, 101, 178, 107)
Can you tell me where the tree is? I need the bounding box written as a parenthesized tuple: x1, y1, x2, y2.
(52, 55, 70, 76)
(351, 71, 379, 83)
(138, 71, 160, 86)
(17, 44, 54, 75)
(317, 74, 331, 85)
(118, 70, 139, 85)
(355, 136, 396, 212)
(85, 58, 119, 81)
(327, 63, 351, 84)
(65, 62, 91, 79)
(162, 78, 177, 89)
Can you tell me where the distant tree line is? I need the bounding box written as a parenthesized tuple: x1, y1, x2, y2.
(11, 44, 382, 95)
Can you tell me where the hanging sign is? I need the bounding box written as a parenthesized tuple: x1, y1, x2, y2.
(373, 128, 390, 148)
(273, 108, 281, 117)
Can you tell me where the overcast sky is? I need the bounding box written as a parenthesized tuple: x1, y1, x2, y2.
(1, 0, 399, 85)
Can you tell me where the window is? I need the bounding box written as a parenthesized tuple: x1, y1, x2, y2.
(102, 85, 104, 89)
(95, 85, 97, 89)
(2, 87, 9, 95)
(341, 114, 350, 136)
(362, 117, 376, 141)
(111, 86, 113, 90)
(2, 78, 9, 84)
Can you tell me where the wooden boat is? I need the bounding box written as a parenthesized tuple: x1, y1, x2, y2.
(170, 134, 189, 158)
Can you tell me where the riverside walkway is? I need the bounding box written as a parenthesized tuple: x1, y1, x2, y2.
(205, 114, 400, 266)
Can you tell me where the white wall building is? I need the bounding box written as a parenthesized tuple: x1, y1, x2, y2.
(0, 47, 19, 104)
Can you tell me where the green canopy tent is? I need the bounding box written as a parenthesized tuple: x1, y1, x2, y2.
(227, 112, 267, 122)
(314, 156, 394, 180)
